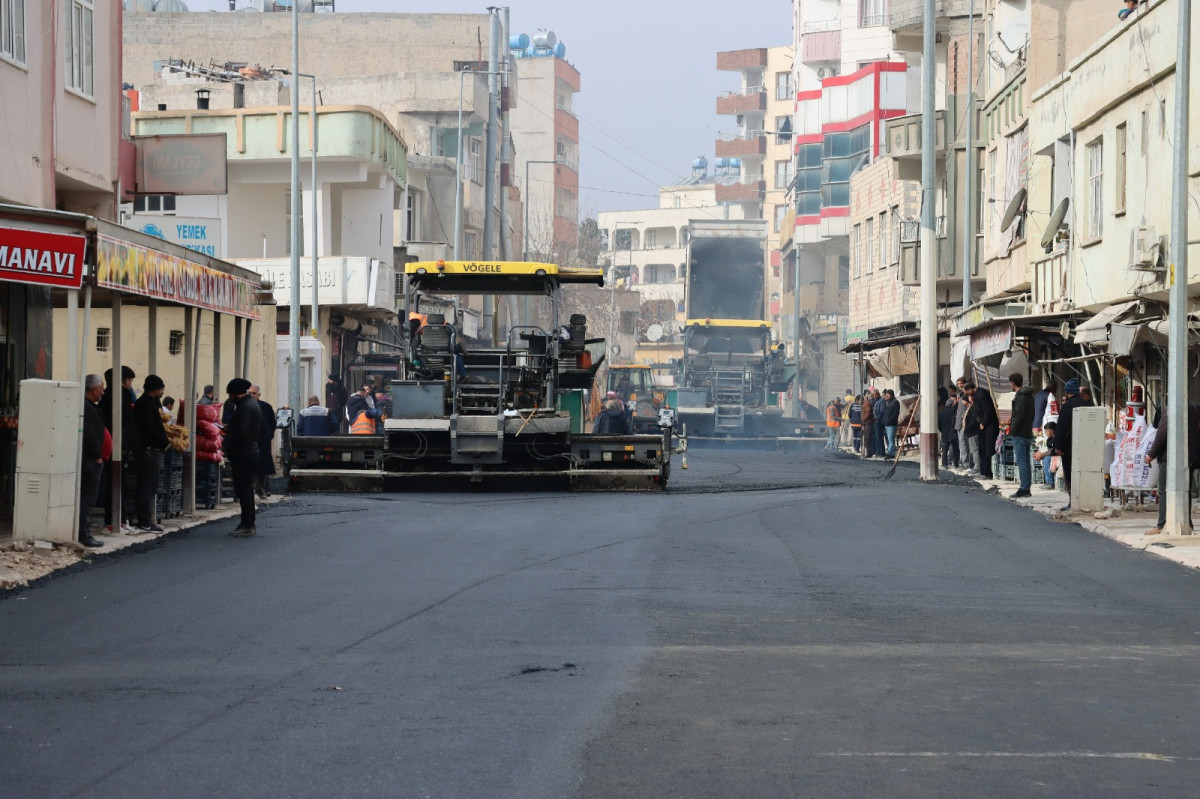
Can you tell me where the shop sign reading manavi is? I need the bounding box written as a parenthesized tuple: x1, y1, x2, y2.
(96, 234, 259, 320)
(0, 226, 87, 289)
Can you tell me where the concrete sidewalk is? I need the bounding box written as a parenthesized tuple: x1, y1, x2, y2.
(0, 493, 289, 590)
(838, 440, 1200, 571)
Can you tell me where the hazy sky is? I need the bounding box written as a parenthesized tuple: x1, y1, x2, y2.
(181, 0, 794, 215)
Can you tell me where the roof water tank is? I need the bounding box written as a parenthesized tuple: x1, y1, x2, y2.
(532, 30, 557, 49)
(126, 0, 156, 10)
(692, 156, 708, 170)
(715, 158, 729, 168)
(510, 33, 530, 50)
(554, 43, 566, 59)
(729, 158, 742, 169)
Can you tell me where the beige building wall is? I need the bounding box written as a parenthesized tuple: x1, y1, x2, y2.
(52, 305, 280, 412)
(846, 159, 922, 332)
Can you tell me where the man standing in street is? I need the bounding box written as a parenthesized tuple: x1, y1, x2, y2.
(878, 389, 901, 458)
(79, 375, 107, 548)
(223, 379, 262, 537)
(824, 399, 841, 451)
(198, 385, 216, 406)
(955, 377, 973, 471)
(860, 388, 876, 458)
(248, 385, 276, 498)
(326, 374, 349, 434)
(1055, 378, 1093, 509)
(1009, 373, 1035, 498)
(971, 382, 999, 479)
(133, 375, 168, 533)
(1144, 395, 1200, 535)
(1033, 379, 1055, 436)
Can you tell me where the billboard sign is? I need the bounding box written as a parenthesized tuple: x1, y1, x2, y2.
(0, 226, 87, 290)
(129, 215, 223, 258)
(135, 133, 228, 195)
(96, 234, 260, 320)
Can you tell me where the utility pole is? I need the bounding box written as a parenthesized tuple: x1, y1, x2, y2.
(1164, 0, 1192, 535)
(287, 0, 301, 413)
(918, 0, 938, 480)
(482, 7, 501, 345)
(961, 0, 974, 311)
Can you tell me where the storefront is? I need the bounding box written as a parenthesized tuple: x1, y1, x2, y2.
(0, 204, 270, 533)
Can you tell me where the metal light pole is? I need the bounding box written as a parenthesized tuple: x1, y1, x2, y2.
(918, 0, 938, 480)
(287, 0, 301, 412)
(1165, 0, 1192, 535)
(961, 0, 975, 311)
(297, 72, 319, 340)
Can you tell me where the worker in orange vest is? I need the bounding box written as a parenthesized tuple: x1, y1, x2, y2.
(824, 399, 842, 452)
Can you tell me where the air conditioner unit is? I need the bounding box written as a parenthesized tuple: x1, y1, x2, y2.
(817, 67, 831, 79)
(1129, 225, 1163, 271)
(736, 115, 745, 126)
(556, 141, 566, 156)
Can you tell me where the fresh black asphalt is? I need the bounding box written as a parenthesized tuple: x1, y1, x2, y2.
(3, 446, 1200, 797)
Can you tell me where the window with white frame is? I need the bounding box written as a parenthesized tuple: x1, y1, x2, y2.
(1086, 137, 1103, 239)
(467, 138, 482, 184)
(96, 327, 110, 352)
(66, 0, 94, 96)
(774, 204, 786, 233)
(775, 72, 793, 101)
(464, 231, 477, 259)
(774, 160, 792, 190)
(646, 229, 658, 248)
(1, 0, 26, 65)
(864, 216, 874, 272)
(851, 224, 861, 276)
(859, 0, 888, 27)
(1115, 123, 1127, 215)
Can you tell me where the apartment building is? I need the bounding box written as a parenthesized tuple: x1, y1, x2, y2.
(509, 33, 581, 266)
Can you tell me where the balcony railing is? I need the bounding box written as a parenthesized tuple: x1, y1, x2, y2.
(803, 18, 841, 33)
(715, 180, 766, 203)
(859, 13, 889, 27)
(715, 136, 767, 158)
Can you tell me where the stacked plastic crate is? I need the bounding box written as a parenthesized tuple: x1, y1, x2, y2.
(156, 450, 184, 518)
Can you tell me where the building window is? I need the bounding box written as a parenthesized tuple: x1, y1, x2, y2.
(775, 71, 793, 101)
(864, 216, 874, 272)
(774, 160, 793, 190)
(859, 0, 888, 27)
(821, 124, 870, 209)
(169, 330, 184, 355)
(646, 229, 658, 248)
(66, 0, 94, 97)
(1115, 123, 1127, 215)
(133, 195, 177, 215)
(796, 144, 822, 216)
(467, 138, 482, 184)
(619, 311, 636, 335)
(1, 0, 26, 65)
(851, 224, 861, 276)
(464, 231, 477, 259)
(1086, 137, 1103, 239)
(774, 204, 787, 233)
(96, 327, 110, 353)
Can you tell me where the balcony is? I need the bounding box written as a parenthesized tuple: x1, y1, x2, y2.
(889, 0, 975, 37)
(898, 225, 980, 286)
(1031, 249, 1069, 310)
(801, 30, 841, 64)
(886, 111, 946, 160)
(715, 179, 766, 204)
(716, 89, 767, 116)
(717, 48, 769, 71)
(715, 135, 766, 158)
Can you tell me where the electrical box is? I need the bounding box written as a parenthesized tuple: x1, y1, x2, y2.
(13, 379, 82, 543)
(1071, 406, 1107, 513)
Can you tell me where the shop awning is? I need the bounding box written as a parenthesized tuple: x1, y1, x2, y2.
(1073, 300, 1142, 345)
(1110, 322, 1170, 357)
(954, 308, 1083, 337)
(841, 327, 949, 353)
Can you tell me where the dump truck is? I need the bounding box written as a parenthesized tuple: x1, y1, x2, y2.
(672, 219, 805, 439)
(286, 261, 681, 491)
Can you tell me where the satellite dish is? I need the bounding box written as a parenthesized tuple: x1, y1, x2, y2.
(1059, 321, 1072, 340)
(1000, 187, 1027, 232)
(611, 343, 621, 357)
(1040, 198, 1070, 249)
(646, 323, 664, 342)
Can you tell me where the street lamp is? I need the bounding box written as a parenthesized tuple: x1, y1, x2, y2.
(276, 69, 320, 340)
(287, 0, 300, 413)
(610, 221, 641, 362)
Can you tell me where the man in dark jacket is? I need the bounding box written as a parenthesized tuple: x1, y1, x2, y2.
(344, 385, 371, 430)
(99, 365, 138, 532)
(223, 378, 262, 537)
(326, 374, 349, 434)
(860, 391, 876, 458)
(1009, 373, 1036, 497)
(133, 375, 169, 532)
(79, 374, 107, 548)
(970, 383, 1000, 479)
(1033, 379, 1055, 434)
(296, 395, 332, 436)
(593, 399, 630, 434)
(249, 385, 276, 498)
(877, 389, 901, 457)
(1054, 378, 1093, 507)
(1145, 400, 1200, 534)
(938, 390, 960, 468)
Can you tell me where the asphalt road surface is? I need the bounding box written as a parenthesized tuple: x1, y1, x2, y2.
(5, 445, 1200, 798)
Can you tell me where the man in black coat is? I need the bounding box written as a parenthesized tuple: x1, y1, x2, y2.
(970, 383, 1000, 479)
(133, 374, 169, 532)
(99, 365, 138, 531)
(223, 378, 262, 537)
(79, 374, 107, 548)
(249, 385, 276, 497)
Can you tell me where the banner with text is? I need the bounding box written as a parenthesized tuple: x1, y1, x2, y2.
(96, 234, 259, 320)
(0, 226, 87, 289)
